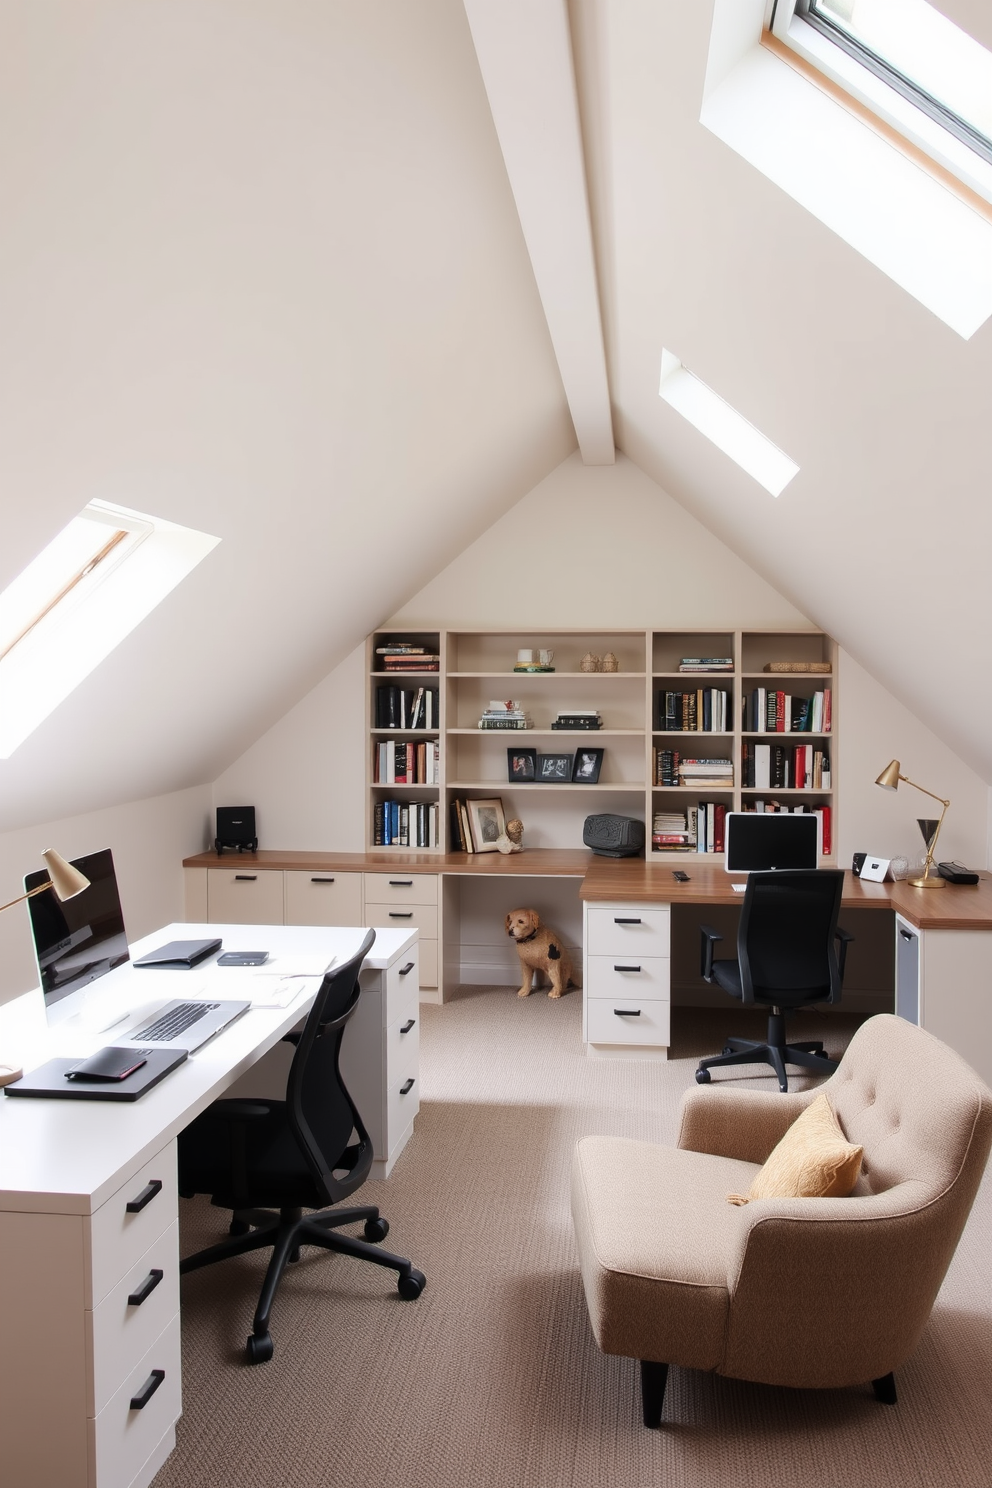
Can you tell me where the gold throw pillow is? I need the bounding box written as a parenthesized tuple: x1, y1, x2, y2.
(727, 1092, 863, 1206)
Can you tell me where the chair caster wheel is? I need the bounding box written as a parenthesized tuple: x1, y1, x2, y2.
(398, 1268, 426, 1300)
(722, 1046, 734, 1057)
(814, 1049, 831, 1059)
(695, 1068, 711, 1083)
(230, 1218, 249, 1237)
(246, 1332, 273, 1364)
(364, 1217, 389, 1243)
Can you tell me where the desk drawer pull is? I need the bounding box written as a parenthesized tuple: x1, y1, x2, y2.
(400, 1078, 416, 1095)
(126, 1179, 163, 1214)
(399, 961, 415, 976)
(130, 1370, 166, 1411)
(311, 876, 335, 883)
(128, 1269, 164, 1307)
(614, 965, 642, 973)
(389, 880, 414, 887)
(614, 1009, 641, 1017)
(389, 912, 414, 919)
(613, 917, 642, 925)
(234, 875, 257, 882)
(899, 929, 915, 941)
(400, 1019, 416, 1034)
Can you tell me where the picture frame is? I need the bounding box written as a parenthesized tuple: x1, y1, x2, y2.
(571, 747, 604, 784)
(537, 753, 573, 783)
(466, 797, 506, 853)
(507, 747, 537, 782)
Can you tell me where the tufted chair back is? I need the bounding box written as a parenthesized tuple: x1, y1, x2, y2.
(723, 1015, 992, 1389)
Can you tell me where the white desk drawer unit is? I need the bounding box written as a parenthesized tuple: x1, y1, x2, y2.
(89, 1220, 181, 1416)
(584, 903, 672, 1055)
(365, 875, 438, 988)
(88, 1144, 178, 1306)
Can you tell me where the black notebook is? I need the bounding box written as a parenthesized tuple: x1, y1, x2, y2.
(132, 938, 222, 969)
(4, 1047, 188, 1101)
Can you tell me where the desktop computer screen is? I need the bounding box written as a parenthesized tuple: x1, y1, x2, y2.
(724, 812, 819, 873)
(25, 847, 130, 1007)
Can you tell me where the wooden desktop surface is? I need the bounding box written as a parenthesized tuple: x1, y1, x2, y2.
(183, 851, 992, 931)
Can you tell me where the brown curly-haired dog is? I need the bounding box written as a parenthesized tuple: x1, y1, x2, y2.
(505, 908, 575, 998)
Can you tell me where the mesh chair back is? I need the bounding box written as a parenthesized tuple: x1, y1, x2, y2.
(738, 870, 844, 1006)
(285, 928, 376, 1204)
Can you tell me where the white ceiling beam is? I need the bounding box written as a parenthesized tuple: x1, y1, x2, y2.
(463, 0, 615, 464)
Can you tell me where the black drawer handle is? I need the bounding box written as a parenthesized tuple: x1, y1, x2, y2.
(899, 929, 914, 941)
(613, 917, 642, 925)
(311, 876, 335, 883)
(130, 1369, 165, 1411)
(126, 1179, 162, 1214)
(128, 1269, 164, 1307)
(614, 965, 642, 973)
(398, 961, 415, 975)
(614, 1009, 642, 1017)
(400, 1078, 416, 1095)
(234, 875, 257, 882)
(389, 912, 414, 919)
(389, 880, 414, 887)
(400, 1019, 416, 1034)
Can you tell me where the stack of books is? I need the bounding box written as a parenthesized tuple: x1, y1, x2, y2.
(653, 748, 681, 786)
(373, 739, 440, 785)
(652, 810, 696, 851)
(657, 688, 731, 731)
(678, 656, 733, 673)
(741, 688, 832, 733)
(740, 742, 831, 790)
(477, 700, 532, 730)
(376, 643, 440, 673)
(552, 710, 602, 730)
(373, 799, 439, 848)
(375, 685, 439, 730)
(678, 758, 734, 788)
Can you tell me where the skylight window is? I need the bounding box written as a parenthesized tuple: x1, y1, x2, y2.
(0, 500, 219, 758)
(658, 351, 799, 496)
(771, 1, 992, 195)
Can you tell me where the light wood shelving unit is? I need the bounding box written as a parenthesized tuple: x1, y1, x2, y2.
(366, 627, 836, 862)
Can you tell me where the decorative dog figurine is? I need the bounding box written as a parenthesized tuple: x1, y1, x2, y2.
(505, 908, 574, 998)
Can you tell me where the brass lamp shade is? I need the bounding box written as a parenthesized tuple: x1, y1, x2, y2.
(41, 848, 90, 901)
(875, 759, 901, 791)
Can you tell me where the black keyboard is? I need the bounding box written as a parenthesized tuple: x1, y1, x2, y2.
(134, 1002, 218, 1042)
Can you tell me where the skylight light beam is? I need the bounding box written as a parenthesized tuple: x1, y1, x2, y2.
(658, 351, 799, 496)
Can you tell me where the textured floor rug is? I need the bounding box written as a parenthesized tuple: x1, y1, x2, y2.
(157, 989, 991, 1488)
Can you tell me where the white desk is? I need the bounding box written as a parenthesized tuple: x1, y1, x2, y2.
(0, 922, 419, 1488)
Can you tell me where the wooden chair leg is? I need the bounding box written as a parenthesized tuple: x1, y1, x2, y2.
(640, 1359, 669, 1427)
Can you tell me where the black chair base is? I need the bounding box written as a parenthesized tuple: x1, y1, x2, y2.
(696, 1010, 838, 1093)
(181, 1202, 426, 1363)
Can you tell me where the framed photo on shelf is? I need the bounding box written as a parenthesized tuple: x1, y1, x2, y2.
(572, 747, 604, 783)
(467, 797, 506, 853)
(537, 753, 573, 783)
(507, 747, 537, 782)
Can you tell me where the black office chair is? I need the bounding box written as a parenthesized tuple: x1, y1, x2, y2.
(695, 870, 854, 1093)
(178, 928, 425, 1364)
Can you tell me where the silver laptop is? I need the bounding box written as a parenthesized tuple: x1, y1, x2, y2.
(119, 998, 250, 1053)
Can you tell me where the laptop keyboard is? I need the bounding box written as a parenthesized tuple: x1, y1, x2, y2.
(134, 1001, 218, 1042)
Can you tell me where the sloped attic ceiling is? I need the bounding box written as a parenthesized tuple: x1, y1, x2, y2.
(566, 0, 992, 780)
(0, 0, 574, 831)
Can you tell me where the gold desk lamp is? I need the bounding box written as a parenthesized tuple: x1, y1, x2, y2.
(875, 760, 949, 889)
(0, 849, 91, 1086)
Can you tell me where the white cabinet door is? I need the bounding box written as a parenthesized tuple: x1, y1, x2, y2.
(206, 869, 284, 924)
(284, 871, 362, 926)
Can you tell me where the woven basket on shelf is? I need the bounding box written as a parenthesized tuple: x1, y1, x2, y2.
(763, 661, 831, 673)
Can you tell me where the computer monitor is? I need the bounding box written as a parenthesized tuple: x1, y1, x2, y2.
(25, 847, 130, 1011)
(724, 812, 819, 873)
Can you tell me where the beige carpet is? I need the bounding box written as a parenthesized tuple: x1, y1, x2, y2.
(157, 989, 991, 1488)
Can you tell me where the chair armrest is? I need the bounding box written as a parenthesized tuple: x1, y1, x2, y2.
(835, 926, 854, 980)
(699, 924, 723, 982)
(723, 1184, 941, 1388)
(677, 1086, 816, 1162)
(207, 1100, 273, 1121)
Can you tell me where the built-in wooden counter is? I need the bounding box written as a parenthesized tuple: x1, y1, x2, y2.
(183, 849, 593, 876)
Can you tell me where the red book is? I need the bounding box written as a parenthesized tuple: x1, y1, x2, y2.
(714, 803, 726, 854)
(823, 689, 832, 732)
(817, 805, 832, 856)
(776, 692, 785, 732)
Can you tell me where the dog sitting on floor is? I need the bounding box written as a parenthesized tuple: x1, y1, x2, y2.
(505, 908, 575, 998)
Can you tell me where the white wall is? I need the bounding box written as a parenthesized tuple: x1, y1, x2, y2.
(210, 451, 992, 982)
(0, 784, 212, 1006)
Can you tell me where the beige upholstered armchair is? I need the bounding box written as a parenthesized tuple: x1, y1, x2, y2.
(571, 1015, 992, 1427)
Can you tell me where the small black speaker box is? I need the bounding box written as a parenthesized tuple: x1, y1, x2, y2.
(583, 814, 645, 858)
(215, 806, 258, 854)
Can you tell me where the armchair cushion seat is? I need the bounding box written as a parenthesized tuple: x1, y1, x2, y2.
(571, 1135, 760, 1371)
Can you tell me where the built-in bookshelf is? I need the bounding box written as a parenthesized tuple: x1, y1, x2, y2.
(366, 628, 836, 860)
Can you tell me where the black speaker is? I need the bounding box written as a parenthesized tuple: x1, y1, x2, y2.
(583, 814, 645, 858)
(215, 806, 258, 855)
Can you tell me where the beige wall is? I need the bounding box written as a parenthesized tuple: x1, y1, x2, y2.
(0, 784, 212, 1006)
(212, 453, 991, 880)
